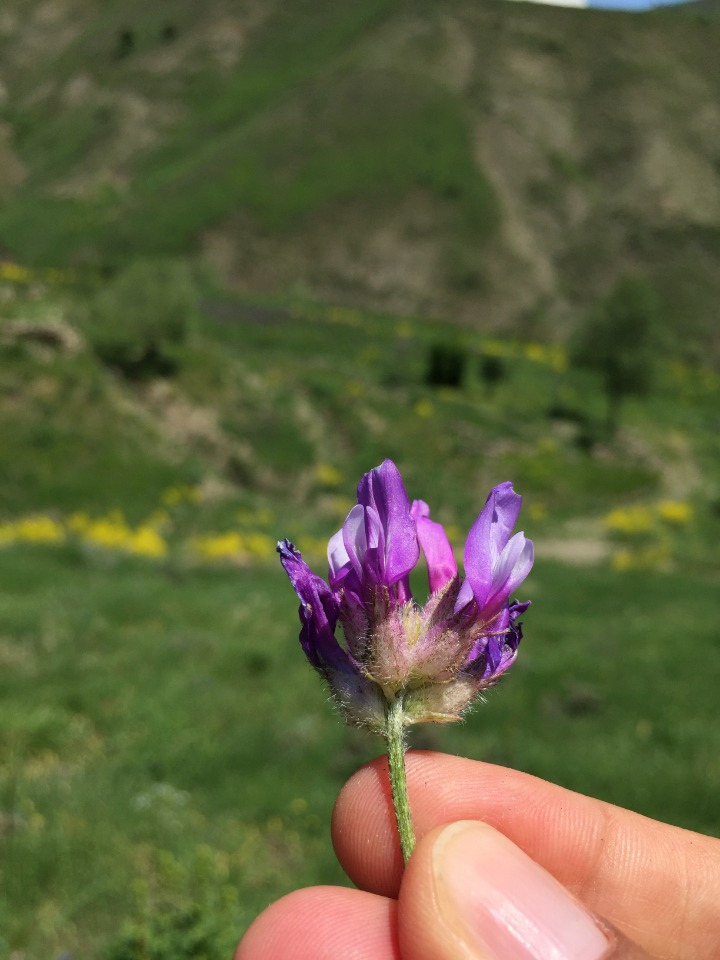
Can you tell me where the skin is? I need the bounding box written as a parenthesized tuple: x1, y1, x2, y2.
(235, 752, 720, 960)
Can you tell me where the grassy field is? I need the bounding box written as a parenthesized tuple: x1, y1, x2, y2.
(0, 270, 719, 957)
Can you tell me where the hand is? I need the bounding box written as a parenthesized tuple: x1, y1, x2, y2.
(235, 752, 720, 959)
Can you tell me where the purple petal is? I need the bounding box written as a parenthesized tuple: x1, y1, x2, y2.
(328, 522, 363, 598)
(463, 482, 531, 614)
(277, 540, 350, 672)
(341, 504, 367, 580)
(360, 504, 386, 586)
(488, 482, 522, 553)
(464, 599, 529, 680)
(356, 460, 419, 586)
(464, 617, 515, 682)
(454, 578, 474, 614)
(327, 528, 350, 583)
(509, 598, 531, 627)
(411, 499, 457, 593)
(486, 534, 534, 616)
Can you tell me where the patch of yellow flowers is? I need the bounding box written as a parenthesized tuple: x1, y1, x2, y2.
(69, 511, 169, 558)
(0, 261, 72, 286)
(604, 500, 694, 535)
(611, 543, 672, 573)
(0, 510, 168, 558)
(0, 515, 66, 545)
(604, 499, 694, 572)
(189, 531, 275, 562)
(0, 485, 325, 566)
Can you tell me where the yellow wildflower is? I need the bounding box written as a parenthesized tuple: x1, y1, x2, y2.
(14, 515, 66, 544)
(127, 526, 168, 558)
(656, 500, 693, 525)
(191, 532, 244, 560)
(604, 506, 654, 535)
(314, 464, 343, 487)
(414, 399, 434, 419)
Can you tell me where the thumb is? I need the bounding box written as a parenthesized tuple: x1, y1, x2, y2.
(397, 821, 649, 960)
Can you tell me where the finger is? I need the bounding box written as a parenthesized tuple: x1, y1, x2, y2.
(331, 752, 720, 959)
(234, 885, 400, 960)
(399, 820, 653, 960)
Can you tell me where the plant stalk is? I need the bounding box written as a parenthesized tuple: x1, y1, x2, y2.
(384, 694, 415, 864)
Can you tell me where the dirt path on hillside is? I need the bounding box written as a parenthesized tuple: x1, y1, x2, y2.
(535, 537, 611, 566)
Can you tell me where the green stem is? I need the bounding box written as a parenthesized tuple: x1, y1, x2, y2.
(384, 694, 415, 864)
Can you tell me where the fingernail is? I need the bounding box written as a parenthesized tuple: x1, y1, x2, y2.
(432, 821, 612, 960)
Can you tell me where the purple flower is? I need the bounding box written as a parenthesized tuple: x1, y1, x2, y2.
(278, 459, 533, 730)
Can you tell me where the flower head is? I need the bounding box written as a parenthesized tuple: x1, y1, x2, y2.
(278, 459, 533, 732)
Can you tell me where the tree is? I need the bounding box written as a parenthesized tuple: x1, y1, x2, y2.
(572, 274, 660, 437)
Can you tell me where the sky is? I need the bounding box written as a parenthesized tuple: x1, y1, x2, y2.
(588, 0, 690, 7)
(510, 0, 693, 9)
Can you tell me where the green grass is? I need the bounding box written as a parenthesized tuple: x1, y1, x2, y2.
(0, 348, 196, 516)
(444, 559, 720, 834)
(0, 549, 367, 956)
(0, 546, 718, 957)
(0, 274, 719, 956)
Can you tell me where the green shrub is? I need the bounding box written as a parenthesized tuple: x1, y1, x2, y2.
(115, 29, 135, 60)
(478, 353, 506, 394)
(571, 274, 661, 436)
(425, 342, 466, 388)
(85, 260, 199, 379)
(105, 904, 230, 960)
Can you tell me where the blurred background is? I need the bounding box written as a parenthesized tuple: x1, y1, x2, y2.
(1, 0, 719, 956)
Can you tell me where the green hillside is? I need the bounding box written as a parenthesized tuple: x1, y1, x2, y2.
(1, 0, 720, 356)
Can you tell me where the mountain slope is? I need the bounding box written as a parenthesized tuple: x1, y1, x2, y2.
(1, 0, 719, 354)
